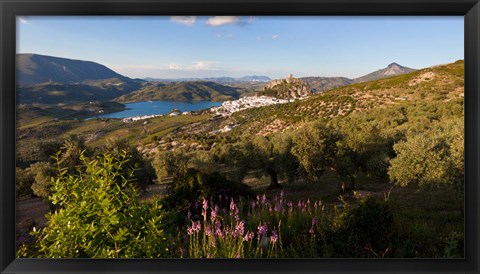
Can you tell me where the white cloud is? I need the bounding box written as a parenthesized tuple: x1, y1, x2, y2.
(18, 17, 28, 24)
(109, 61, 231, 78)
(170, 16, 196, 26)
(114, 61, 220, 71)
(215, 32, 234, 39)
(256, 34, 279, 41)
(187, 61, 220, 70)
(206, 16, 240, 26)
(166, 63, 182, 70)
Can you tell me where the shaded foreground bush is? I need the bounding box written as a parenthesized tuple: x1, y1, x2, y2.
(23, 151, 169, 258)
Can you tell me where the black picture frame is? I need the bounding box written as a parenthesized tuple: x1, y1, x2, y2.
(1, 0, 479, 273)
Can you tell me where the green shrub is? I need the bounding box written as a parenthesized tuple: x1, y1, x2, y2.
(29, 161, 54, 199)
(330, 197, 394, 257)
(162, 169, 253, 212)
(16, 167, 35, 198)
(31, 151, 169, 258)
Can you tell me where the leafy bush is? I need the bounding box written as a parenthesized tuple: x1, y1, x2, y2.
(101, 137, 156, 191)
(329, 197, 394, 257)
(162, 169, 253, 212)
(31, 151, 169, 258)
(16, 167, 35, 198)
(29, 161, 54, 199)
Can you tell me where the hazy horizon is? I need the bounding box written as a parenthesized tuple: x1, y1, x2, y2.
(17, 16, 463, 79)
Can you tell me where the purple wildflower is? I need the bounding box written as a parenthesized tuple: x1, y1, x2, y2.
(187, 220, 197, 235)
(202, 198, 209, 211)
(215, 220, 224, 238)
(187, 226, 194, 235)
(234, 221, 245, 238)
(261, 194, 267, 204)
(312, 217, 318, 226)
(257, 223, 268, 237)
(234, 208, 240, 222)
(211, 205, 219, 221)
(270, 230, 279, 244)
(243, 231, 254, 242)
(205, 225, 212, 236)
(274, 203, 281, 212)
(187, 210, 192, 220)
(192, 220, 201, 232)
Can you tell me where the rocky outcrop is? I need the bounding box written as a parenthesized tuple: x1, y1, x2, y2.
(261, 74, 312, 100)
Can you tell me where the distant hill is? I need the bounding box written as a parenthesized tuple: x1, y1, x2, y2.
(17, 81, 140, 104)
(300, 77, 354, 93)
(353, 62, 416, 83)
(301, 63, 416, 93)
(16, 54, 143, 104)
(114, 81, 245, 103)
(144, 76, 271, 84)
(16, 54, 136, 86)
(237, 76, 271, 82)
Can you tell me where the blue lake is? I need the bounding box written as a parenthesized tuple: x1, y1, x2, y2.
(94, 101, 222, 119)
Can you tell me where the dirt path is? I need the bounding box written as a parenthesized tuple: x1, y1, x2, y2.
(16, 196, 49, 234)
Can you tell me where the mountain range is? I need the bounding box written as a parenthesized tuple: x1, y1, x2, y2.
(16, 54, 137, 86)
(15, 53, 417, 104)
(143, 76, 271, 84)
(300, 63, 416, 93)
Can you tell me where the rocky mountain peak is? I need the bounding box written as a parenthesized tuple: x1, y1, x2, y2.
(384, 62, 409, 76)
(353, 62, 416, 83)
(387, 62, 401, 68)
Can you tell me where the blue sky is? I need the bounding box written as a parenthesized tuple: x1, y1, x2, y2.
(17, 16, 463, 79)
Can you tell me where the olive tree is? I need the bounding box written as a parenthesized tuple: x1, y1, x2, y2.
(291, 121, 341, 183)
(388, 121, 463, 188)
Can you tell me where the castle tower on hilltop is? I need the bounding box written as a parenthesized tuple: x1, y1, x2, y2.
(286, 74, 293, 83)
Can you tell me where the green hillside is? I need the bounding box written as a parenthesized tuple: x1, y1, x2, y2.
(17, 80, 140, 104)
(114, 81, 245, 102)
(222, 60, 463, 137)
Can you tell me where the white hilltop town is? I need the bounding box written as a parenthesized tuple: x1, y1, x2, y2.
(122, 74, 309, 123)
(211, 95, 290, 117)
(212, 74, 309, 117)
